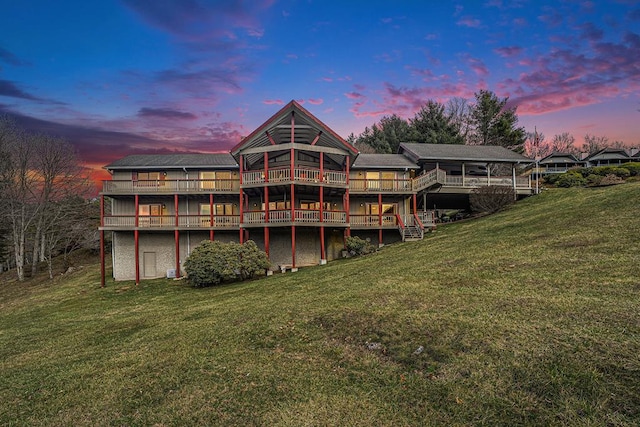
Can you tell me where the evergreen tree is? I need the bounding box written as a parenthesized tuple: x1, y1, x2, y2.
(469, 90, 526, 152)
(410, 100, 465, 145)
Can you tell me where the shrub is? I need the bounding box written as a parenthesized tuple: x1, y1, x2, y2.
(470, 185, 515, 214)
(543, 174, 562, 185)
(346, 236, 377, 256)
(586, 174, 603, 187)
(184, 240, 270, 287)
(591, 166, 630, 178)
(555, 172, 587, 188)
(620, 162, 640, 176)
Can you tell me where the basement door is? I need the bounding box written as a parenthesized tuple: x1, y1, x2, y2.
(143, 252, 157, 277)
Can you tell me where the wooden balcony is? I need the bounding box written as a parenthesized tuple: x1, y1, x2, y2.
(349, 179, 413, 194)
(101, 215, 240, 230)
(101, 179, 240, 195)
(101, 169, 532, 197)
(242, 209, 348, 227)
(242, 167, 348, 188)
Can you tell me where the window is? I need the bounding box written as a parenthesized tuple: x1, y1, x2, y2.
(138, 204, 164, 226)
(299, 201, 332, 210)
(199, 171, 233, 190)
(134, 171, 165, 187)
(138, 204, 163, 216)
(214, 203, 234, 216)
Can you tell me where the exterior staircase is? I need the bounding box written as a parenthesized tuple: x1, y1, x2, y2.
(402, 225, 424, 241)
(396, 214, 426, 242)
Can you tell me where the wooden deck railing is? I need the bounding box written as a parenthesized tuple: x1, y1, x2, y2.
(242, 167, 347, 186)
(102, 179, 239, 194)
(103, 168, 531, 195)
(102, 215, 240, 228)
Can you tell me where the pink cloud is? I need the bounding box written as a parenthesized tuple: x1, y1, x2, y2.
(457, 16, 483, 28)
(263, 99, 284, 105)
(494, 46, 523, 57)
(345, 92, 365, 100)
(307, 98, 323, 105)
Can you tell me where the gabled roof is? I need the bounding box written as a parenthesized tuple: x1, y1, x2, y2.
(399, 143, 531, 163)
(351, 154, 418, 170)
(231, 100, 358, 167)
(585, 148, 630, 161)
(105, 153, 238, 170)
(539, 152, 582, 164)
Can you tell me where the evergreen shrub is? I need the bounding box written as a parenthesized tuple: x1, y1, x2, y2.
(184, 240, 270, 287)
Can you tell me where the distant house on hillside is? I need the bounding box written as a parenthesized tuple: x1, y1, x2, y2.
(98, 100, 533, 285)
(537, 152, 584, 177)
(585, 148, 630, 167)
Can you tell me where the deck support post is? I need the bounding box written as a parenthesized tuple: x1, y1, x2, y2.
(134, 230, 140, 285)
(345, 155, 350, 237)
(239, 155, 244, 243)
(209, 193, 214, 241)
(134, 194, 139, 285)
(174, 230, 180, 278)
(291, 225, 296, 269)
(100, 195, 105, 287)
(174, 194, 180, 278)
(378, 193, 383, 246)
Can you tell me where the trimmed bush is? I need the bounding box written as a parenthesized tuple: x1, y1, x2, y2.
(543, 174, 562, 185)
(184, 240, 270, 287)
(591, 166, 630, 178)
(620, 162, 640, 176)
(555, 172, 587, 188)
(346, 236, 377, 256)
(470, 185, 515, 214)
(586, 174, 603, 186)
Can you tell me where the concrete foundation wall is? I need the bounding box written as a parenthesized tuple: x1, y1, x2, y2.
(111, 227, 388, 282)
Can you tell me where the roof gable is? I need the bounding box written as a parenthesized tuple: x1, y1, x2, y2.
(539, 152, 581, 164)
(586, 148, 630, 161)
(231, 100, 358, 167)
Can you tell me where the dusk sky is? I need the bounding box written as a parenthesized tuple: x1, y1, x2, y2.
(1, 0, 639, 182)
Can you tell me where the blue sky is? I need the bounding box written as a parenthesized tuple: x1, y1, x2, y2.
(1, 0, 639, 178)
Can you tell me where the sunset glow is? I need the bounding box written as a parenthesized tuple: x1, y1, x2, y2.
(1, 0, 639, 191)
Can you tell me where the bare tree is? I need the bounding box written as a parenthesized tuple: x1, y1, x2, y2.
(446, 97, 472, 143)
(550, 133, 578, 154)
(523, 128, 548, 158)
(1, 117, 38, 281)
(1, 117, 92, 281)
(29, 133, 91, 276)
(582, 134, 610, 153)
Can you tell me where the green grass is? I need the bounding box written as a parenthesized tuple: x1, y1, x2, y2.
(1, 183, 639, 426)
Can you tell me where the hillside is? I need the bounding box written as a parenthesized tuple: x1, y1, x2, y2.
(1, 183, 639, 426)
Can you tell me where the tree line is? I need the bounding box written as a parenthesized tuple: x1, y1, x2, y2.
(347, 90, 527, 154)
(348, 90, 634, 158)
(0, 116, 98, 281)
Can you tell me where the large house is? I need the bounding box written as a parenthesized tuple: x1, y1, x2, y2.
(99, 101, 533, 285)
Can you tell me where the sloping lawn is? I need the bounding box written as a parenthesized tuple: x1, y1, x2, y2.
(1, 183, 639, 426)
